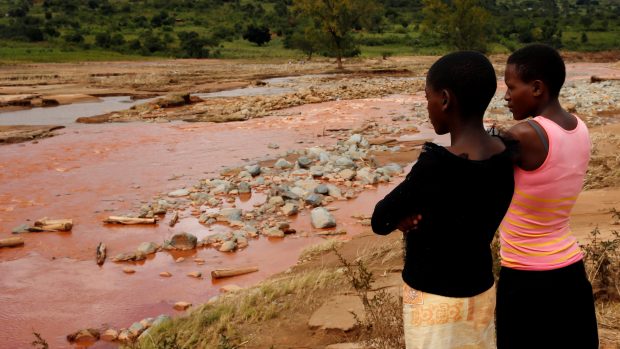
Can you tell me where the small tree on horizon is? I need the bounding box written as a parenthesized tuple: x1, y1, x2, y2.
(422, 0, 494, 52)
(293, 0, 383, 69)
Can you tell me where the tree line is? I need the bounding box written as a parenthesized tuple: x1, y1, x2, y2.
(0, 0, 617, 63)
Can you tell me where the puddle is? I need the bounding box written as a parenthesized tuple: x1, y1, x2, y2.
(0, 96, 153, 126)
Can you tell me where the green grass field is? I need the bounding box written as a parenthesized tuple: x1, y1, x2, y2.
(0, 42, 160, 63)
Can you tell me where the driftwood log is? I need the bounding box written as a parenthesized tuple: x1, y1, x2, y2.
(168, 211, 179, 227)
(0, 237, 24, 248)
(33, 218, 73, 232)
(96, 242, 106, 266)
(211, 266, 259, 279)
(591, 75, 620, 83)
(103, 216, 156, 225)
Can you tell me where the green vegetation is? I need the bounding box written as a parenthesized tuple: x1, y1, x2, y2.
(0, 0, 618, 63)
(292, 0, 382, 68)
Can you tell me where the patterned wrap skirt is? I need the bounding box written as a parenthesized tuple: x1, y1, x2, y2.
(403, 283, 497, 349)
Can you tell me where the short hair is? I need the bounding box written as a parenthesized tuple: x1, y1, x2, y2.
(427, 51, 497, 118)
(507, 44, 565, 98)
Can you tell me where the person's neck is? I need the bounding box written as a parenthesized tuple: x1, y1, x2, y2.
(535, 98, 567, 120)
(449, 117, 487, 147)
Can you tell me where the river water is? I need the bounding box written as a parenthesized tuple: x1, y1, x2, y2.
(0, 85, 431, 347)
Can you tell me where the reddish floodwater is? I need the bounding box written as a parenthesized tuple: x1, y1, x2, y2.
(0, 93, 435, 348)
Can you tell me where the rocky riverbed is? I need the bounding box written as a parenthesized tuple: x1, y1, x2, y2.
(0, 57, 619, 348)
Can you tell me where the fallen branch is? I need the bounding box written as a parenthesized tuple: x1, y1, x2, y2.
(96, 242, 106, 266)
(315, 230, 347, 236)
(591, 75, 620, 83)
(103, 216, 156, 225)
(33, 218, 73, 232)
(211, 266, 259, 279)
(0, 237, 24, 248)
(168, 211, 179, 227)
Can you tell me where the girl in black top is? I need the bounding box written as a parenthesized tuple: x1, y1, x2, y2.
(372, 52, 514, 349)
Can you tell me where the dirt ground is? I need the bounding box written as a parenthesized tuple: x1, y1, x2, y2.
(0, 54, 619, 348)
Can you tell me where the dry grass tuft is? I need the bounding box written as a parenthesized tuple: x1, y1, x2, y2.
(334, 245, 405, 349)
(298, 239, 344, 262)
(135, 268, 347, 348)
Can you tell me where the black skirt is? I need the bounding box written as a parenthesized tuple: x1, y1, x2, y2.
(496, 260, 599, 349)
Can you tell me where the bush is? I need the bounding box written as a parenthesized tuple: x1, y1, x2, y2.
(334, 247, 405, 349)
(582, 225, 620, 302)
(95, 32, 111, 48)
(63, 31, 84, 44)
(242, 25, 271, 46)
(177, 31, 215, 58)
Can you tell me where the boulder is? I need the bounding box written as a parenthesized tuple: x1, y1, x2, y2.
(67, 328, 100, 344)
(310, 207, 337, 228)
(378, 163, 403, 176)
(238, 181, 251, 194)
(326, 184, 342, 198)
(112, 251, 146, 262)
(356, 168, 379, 185)
(268, 196, 285, 207)
(335, 156, 356, 169)
(100, 329, 119, 342)
(218, 208, 243, 222)
(297, 156, 312, 169)
(170, 232, 198, 250)
(136, 242, 160, 255)
(129, 322, 145, 336)
(219, 240, 237, 252)
(281, 203, 299, 216)
(245, 164, 261, 176)
(315, 184, 329, 195)
(275, 158, 293, 169)
(173, 301, 192, 311)
(168, 188, 190, 197)
(304, 193, 323, 207)
(263, 227, 285, 238)
(339, 169, 356, 180)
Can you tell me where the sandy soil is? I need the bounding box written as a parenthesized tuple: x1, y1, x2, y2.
(0, 56, 618, 348)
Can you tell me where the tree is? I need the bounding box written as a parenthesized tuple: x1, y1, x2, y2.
(285, 22, 323, 59)
(95, 32, 112, 48)
(177, 31, 217, 58)
(421, 0, 494, 52)
(63, 31, 84, 44)
(242, 25, 271, 46)
(293, 0, 382, 69)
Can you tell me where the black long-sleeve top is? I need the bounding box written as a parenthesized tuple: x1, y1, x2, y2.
(372, 142, 514, 297)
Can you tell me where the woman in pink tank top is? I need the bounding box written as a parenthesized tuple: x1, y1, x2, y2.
(496, 44, 598, 349)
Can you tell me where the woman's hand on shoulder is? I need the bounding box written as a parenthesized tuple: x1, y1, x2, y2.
(397, 214, 422, 233)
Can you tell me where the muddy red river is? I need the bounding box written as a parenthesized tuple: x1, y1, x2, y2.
(0, 93, 434, 348)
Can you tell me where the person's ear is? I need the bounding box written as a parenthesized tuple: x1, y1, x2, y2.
(441, 89, 450, 111)
(532, 80, 544, 97)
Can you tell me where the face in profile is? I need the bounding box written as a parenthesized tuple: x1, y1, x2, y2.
(425, 83, 449, 135)
(504, 64, 538, 120)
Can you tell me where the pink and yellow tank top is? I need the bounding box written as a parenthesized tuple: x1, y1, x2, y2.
(500, 115, 591, 271)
